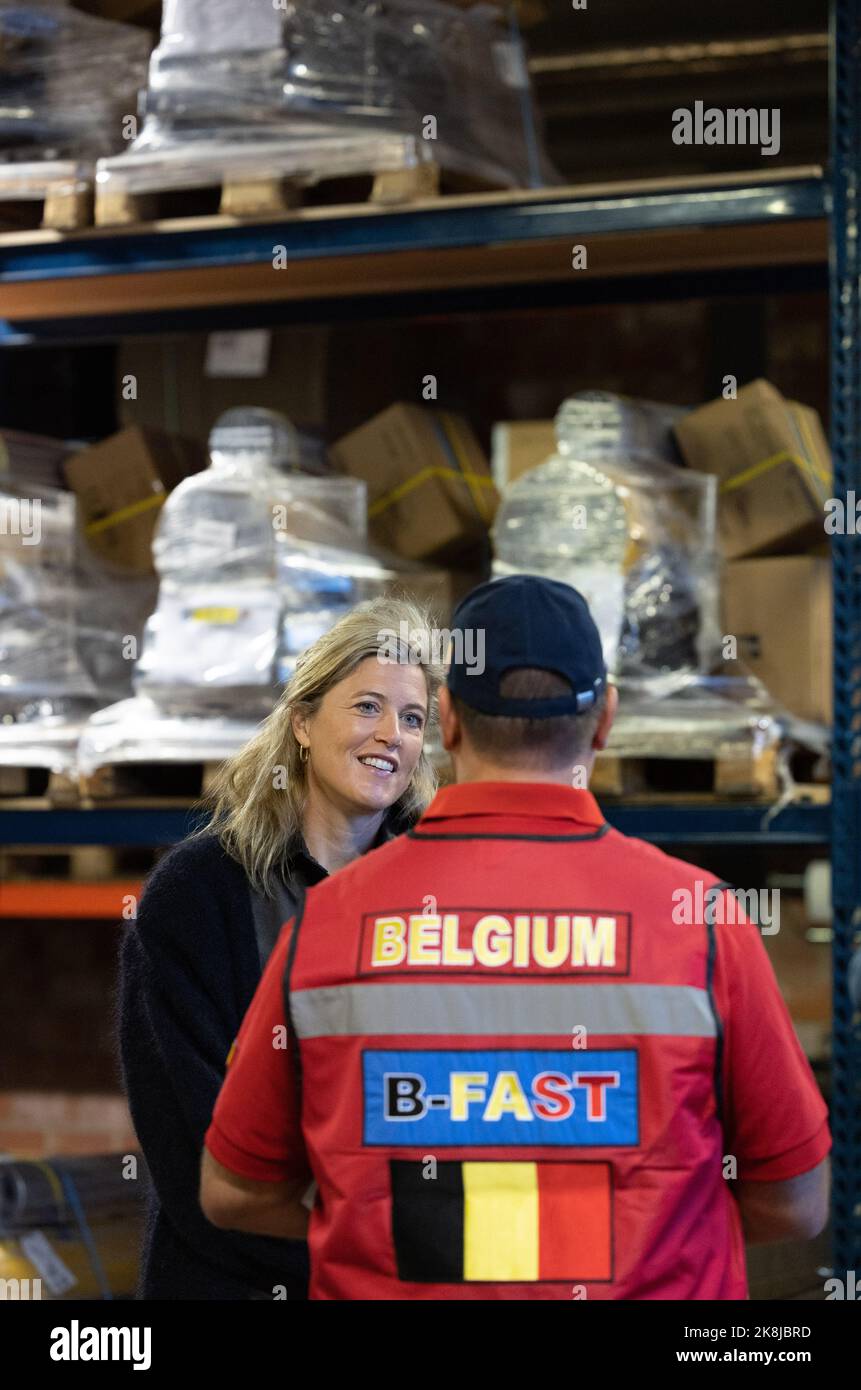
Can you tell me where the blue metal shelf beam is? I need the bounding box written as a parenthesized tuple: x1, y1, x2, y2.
(0, 173, 825, 287)
(0, 803, 831, 848)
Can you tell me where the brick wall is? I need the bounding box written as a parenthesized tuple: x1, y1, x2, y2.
(0, 1091, 137, 1159)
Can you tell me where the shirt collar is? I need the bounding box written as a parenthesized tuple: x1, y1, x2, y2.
(419, 780, 605, 829)
(291, 810, 397, 883)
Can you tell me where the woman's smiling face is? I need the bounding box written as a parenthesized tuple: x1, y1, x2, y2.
(292, 656, 429, 816)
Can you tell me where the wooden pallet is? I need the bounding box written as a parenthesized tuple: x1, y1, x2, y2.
(591, 745, 781, 800)
(0, 765, 79, 803)
(430, 748, 785, 800)
(0, 843, 137, 882)
(0, 162, 94, 233)
(78, 760, 224, 802)
(94, 159, 449, 227)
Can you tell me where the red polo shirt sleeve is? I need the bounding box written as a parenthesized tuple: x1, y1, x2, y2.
(205, 919, 309, 1183)
(712, 891, 830, 1182)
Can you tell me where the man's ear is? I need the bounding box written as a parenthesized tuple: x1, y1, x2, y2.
(437, 686, 462, 753)
(593, 683, 618, 752)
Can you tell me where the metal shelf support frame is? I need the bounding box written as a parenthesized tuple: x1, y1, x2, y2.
(828, 0, 861, 1283)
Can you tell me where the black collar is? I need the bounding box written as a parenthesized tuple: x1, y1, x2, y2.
(287, 811, 399, 889)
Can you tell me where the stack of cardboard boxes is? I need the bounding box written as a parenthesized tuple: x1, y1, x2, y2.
(674, 379, 832, 726)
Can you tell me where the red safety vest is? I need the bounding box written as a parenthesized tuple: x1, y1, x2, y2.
(285, 788, 745, 1300)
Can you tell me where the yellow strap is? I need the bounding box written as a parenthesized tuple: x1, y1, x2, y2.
(368, 465, 496, 519)
(437, 411, 496, 523)
(720, 447, 830, 494)
(84, 491, 165, 536)
(793, 409, 831, 492)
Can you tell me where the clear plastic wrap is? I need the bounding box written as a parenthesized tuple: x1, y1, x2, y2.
(97, 0, 553, 196)
(0, 426, 75, 491)
(554, 391, 687, 467)
(151, 408, 366, 584)
(602, 676, 782, 761)
(81, 542, 447, 761)
(0, 482, 81, 701)
(0, 479, 157, 735)
(134, 584, 282, 712)
(0, 698, 89, 777)
(135, 407, 374, 711)
(76, 695, 263, 775)
(0, 1, 150, 164)
(492, 393, 719, 695)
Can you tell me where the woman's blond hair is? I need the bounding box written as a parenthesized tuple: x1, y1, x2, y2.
(199, 596, 443, 892)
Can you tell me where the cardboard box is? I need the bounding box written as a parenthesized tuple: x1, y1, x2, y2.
(64, 427, 205, 575)
(674, 379, 831, 559)
(491, 420, 557, 488)
(382, 566, 488, 625)
(721, 556, 832, 724)
(331, 404, 498, 565)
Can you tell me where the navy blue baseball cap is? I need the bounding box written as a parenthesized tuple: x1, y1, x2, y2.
(446, 574, 607, 718)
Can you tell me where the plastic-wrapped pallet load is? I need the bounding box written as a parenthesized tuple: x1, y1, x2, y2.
(0, 0, 151, 225)
(96, 0, 553, 204)
(492, 391, 720, 693)
(491, 391, 788, 769)
(81, 406, 450, 772)
(0, 483, 80, 703)
(0, 0, 149, 196)
(0, 426, 73, 491)
(134, 408, 371, 713)
(0, 0, 150, 162)
(0, 479, 156, 776)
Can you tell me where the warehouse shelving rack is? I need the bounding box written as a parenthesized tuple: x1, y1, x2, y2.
(0, 3, 858, 1281)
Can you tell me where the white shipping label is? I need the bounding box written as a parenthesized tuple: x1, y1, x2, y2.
(20, 1231, 77, 1296)
(205, 330, 272, 379)
(190, 519, 237, 551)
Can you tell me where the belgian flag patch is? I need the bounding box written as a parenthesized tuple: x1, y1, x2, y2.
(390, 1160, 612, 1283)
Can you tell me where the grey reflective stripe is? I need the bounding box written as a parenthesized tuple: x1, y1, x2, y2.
(290, 982, 717, 1040)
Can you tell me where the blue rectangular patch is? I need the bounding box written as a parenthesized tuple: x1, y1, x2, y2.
(362, 1049, 638, 1147)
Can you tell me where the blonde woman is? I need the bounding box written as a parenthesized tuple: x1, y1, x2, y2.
(118, 598, 440, 1301)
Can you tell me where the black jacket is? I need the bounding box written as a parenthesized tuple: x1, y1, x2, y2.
(118, 832, 326, 1300)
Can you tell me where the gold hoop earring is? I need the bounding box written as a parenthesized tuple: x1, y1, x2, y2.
(299, 744, 309, 764)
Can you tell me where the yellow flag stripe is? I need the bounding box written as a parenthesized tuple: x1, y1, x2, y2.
(462, 1161, 538, 1282)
